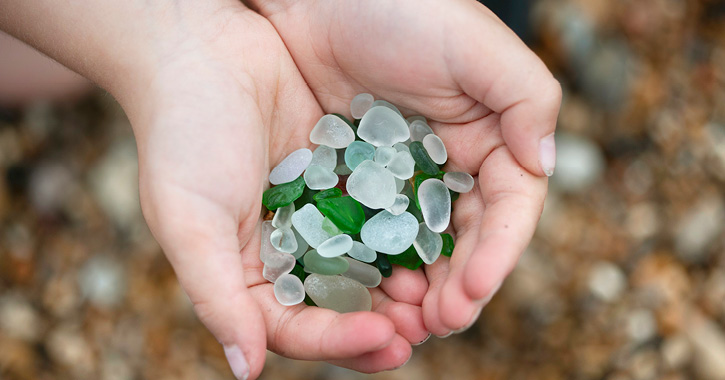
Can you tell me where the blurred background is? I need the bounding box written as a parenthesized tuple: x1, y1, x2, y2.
(1, 0, 724, 379)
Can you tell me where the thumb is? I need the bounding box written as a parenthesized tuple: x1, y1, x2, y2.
(449, 1, 561, 177)
(143, 193, 266, 380)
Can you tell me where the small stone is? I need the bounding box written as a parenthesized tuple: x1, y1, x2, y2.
(273, 274, 305, 306)
(386, 194, 410, 216)
(440, 233, 454, 257)
(270, 227, 298, 253)
(347, 160, 397, 209)
(351, 93, 375, 119)
(386, 151, 416, 180)
(357, 106, 410, 147)
(321, 217, 343, 236)
(375, 146, 397, 166)
(409, 141, 440, 175)
(409, 120, 434, 142)
(272, 203, 295, 229)
(311, 145, 337, 170)
(422, 134, 448, 164)
(345, 141, 376, 171)
(262, 250, 296, 283)
(310, 114, 355, 149)
(290, 227, 309, 259)
(371, 100, 403, 116)
(413, 223, 443, 264)
(303, 250, 349, 275)
(304, 164, 339, 190)
(360, 211, 419, 254)
(553, 133, 605, 192)
(627, 309, 657, 343)
(316, 196, 366, 234)
(317, 234, 354, 258)
(342, 257, 382, 287)
(262, 176, 306, 210)
(347, 241, 377, 263)
(304, 274, 372, 313)
(406, 115, 427, 124)
(291, 204, 334, 248)
(443, 172, 475, 193)
(260, 221, 280, 263)
(269, 148, 313, 185)
(418, 179, 451, 233)
(588, 261, 627, 302)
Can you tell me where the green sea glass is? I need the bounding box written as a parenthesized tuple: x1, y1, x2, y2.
(313, 188, 342, 202)
(440, 233, 454, 257)
(409, 141, 439, 175)
(263, 176, 306, 210)
(388, 245, 423, 270)
(316, 196, 366, 234)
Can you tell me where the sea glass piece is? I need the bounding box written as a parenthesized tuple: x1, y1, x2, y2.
(304, 164, 339, 190)
(347, 160, 397, 209)
(260, 221, 279, 263)
(311, 145, 337, 170)
(291, 204, 334, 248)
(294, 185, 318, 210)
(443, 172, 475, 193)
(303, 249, 349, 275)
(440, 233, 454, 257)
(360, 211, 419, 254)
(313, 188, 342, 202)
(413, 171, 445, 208)
(351, 93, 375, 119)
(304, 274, 372, 313)
(406, 115, 427, 125)
(316, 196, 366, 234)
(310, 114, 355, 149)
(386, 194, 410, 216)
(418, 179, 451, 233)
(269, 148, 313, 185)
(262, 250, 296, 283)
(342, 257, 382, 287)
(270, 227, 298, 253)
(409, 120, 434, 142)
(395, 177, 405, 193)
(357, 106, 410, 147)
(347, 241, 377, 263)
(317, 234, 353, 258)
(290, 227, 309, 259)
(388, 245, 424, 270)
(386, 151, 415, 180)
(394, 142, 410, 154)
(413, 223, 443, 265)
(422, 134, 448, 165)
(344, 141, 376, 171)
(321, 217, 343, 236)
(272, 203, 295, 229)
(274, 273, 305, 306)
(262, 176, 306, 210)
(371, 100, 404, 117)
(375, 146, 396, 167)
(409, 141, 440, 175)
(375, 252, 393, 277)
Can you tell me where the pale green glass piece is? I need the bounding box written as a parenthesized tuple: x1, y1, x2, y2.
(342, 257, 382, 288)
(321, 217, 343, 236)
(303, 249, 349, 275)
(304, 274, 372, 313)
(345, 141, 376, 171)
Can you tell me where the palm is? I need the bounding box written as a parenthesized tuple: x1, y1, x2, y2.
(256, 0, 549, 335)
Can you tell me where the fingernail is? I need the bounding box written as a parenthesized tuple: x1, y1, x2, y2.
(435, 331, 453, 339)
(412, 333, 431, 346)
(539, 133, 556, 177)
(223, 345, 250, 380)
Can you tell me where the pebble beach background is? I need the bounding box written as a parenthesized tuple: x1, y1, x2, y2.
(1, 0, 724, 379)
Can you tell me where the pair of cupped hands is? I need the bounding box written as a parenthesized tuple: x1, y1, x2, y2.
(124, 0, 560, 378)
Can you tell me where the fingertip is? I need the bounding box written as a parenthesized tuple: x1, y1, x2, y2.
(331, 334, 413, 373)
(325, 311, 397, 354)
(379, 266, 428, 306)
(438, 274, 479, 330)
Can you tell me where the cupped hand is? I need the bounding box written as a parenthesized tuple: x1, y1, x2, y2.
(249, 0, 561, 336)
(127, 5, 422, 379)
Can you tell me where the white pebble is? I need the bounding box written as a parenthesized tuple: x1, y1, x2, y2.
(351, 93, 375, 119)
(386, 194, 409, 216)
(303, 164, 339, 190)
(346, 241, 377, 263)
(270, 227, 298, 253)
(413, 223, 443, 265)
(418, 179, 451, 233)
(360, 211, 419, 255)
(422, 134, 447, 164)
(269, 148, 312, 185)
(311, 145, 337, 170)
(409, 120, 434, 142)
(317, 234, 353, 258)
(347, 160, 397, 209)
(310, 114, 355, 149)
(443, 172, 475, 193)
(274, 274, 305, 306)
(357, 106, 410, 147)
(272, 203, 295, 229)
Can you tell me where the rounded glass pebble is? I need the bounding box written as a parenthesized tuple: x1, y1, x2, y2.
(304, 274, 372, 313)
(386, 194, 410, 216)
(371, 100, 404, 117)
(406, 115, 427, 124)
(342, 257, 382, 287)
(386, 151, 415, 180)
(357, 106, 410, 147)
(360, 211, 419, 254)
(409, 120, 434, 142)
(310, 114, 355, 149)
(351, 93, 375, 119)
(395, 177, 405, 193)
(262, 250, 295, 283)
(303, 249, 349, 275)
(347, 241, 377, 263)
(345, 141, 376, 171)
(347, 160, 397, 209)
(418, 179, 451, 233)
(374, 146, 396, 167)
(413, 223, 443, 265)
(270, 227, 298, 253)
(269, 148, 312, 185)
(272, 203, 295, 229)
(317, 234, 354, 258)
(304, 164, 339, 190)
(393, 142, 410, 154)
(274, 274, 305, 306)
(311, 145, 337, 170)
(291, 204, 334, 248)
(422, 134, 448, 165)
(443, 172, 475, 193)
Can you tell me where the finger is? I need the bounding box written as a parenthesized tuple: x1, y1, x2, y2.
(144, 193, 267, 380)
(378, 266, 429, 306)
(447, 0, 562, 177)
(370, 287, 429, 345)
(329, 334, 413, 373)
(421, 255, 453, 337)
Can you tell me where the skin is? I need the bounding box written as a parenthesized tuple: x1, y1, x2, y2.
(1, 0, 561, 379)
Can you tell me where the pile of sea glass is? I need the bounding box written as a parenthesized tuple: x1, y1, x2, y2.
(260, 94, 474, 313)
